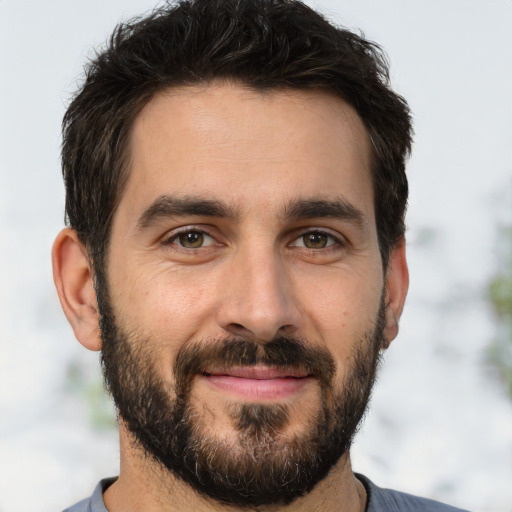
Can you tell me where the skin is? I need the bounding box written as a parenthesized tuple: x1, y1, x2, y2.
(52, 83, 409, 512)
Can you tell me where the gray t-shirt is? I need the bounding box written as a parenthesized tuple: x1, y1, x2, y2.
(62, 475, 470, 511)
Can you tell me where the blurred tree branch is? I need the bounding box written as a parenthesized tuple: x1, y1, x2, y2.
(488, 224, 512, 400)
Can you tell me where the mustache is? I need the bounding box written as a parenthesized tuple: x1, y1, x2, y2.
(174, 337, 336, 392)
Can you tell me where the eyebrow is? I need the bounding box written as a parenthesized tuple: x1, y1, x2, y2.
(136, 195, 237, 229)
(136, 194, 367, 231)
(283, 197, 367, 227)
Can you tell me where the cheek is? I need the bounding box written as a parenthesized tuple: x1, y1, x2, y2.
(294, 265, 383, 357)
(110, 261, 221, 347)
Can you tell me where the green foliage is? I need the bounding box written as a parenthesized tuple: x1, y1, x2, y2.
(487, 225, 512, 400)
(65, 358, 117, 431)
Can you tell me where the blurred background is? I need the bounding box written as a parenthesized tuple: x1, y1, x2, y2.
(0, 1, 511, 511)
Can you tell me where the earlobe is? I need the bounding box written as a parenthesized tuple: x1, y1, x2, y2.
(52, 228, 102, 351)
(382, 238, 409, 347)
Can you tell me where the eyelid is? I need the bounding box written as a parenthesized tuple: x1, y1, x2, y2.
(289, 228, 346, 249)
(160, 225, 218, 248)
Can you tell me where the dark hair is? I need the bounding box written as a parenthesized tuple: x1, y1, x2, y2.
(62, 0, 412, 273)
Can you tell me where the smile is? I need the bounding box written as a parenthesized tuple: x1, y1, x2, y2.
(200, 366, 314, 400)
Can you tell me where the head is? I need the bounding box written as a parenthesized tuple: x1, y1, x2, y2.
(61, 0, 411, 275)
(53, 0, 411, 508)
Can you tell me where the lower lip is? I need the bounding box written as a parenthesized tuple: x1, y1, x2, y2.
(201, 375, 312, 400)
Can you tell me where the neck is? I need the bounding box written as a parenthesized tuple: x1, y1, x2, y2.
(103, 426, 367, 512)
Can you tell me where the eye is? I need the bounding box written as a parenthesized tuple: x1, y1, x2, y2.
(293, 231, 338, 249)
(167, 230, 216, 249)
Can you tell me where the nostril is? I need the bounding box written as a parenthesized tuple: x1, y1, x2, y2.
(278, 324, 295, 334)
(225, 323, 254, 338)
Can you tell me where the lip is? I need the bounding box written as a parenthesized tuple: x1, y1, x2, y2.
(200, 366, 313, 400)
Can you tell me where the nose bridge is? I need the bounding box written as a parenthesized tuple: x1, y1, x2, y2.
(216, 240, 301, 341)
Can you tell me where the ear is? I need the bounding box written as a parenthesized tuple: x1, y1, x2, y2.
(382, 237, 409, 347)
(52, 228, 102, 351)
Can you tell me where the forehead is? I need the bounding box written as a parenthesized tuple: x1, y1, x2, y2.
(120, 83, 374, 223)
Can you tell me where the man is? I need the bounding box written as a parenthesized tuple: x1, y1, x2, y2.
(51, 0, 468, 510)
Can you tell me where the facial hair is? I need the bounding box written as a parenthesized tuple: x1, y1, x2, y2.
(98, 285, 385, 508)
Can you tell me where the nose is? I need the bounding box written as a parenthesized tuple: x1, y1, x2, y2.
(215, 248, 302, 343)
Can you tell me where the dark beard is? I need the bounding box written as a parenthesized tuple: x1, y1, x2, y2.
(98, 283, 384, 507)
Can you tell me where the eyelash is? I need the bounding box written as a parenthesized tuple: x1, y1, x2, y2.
(161, 226, 217, 250)
(160, 227, 346, 253)
(289, 229, 345, 252)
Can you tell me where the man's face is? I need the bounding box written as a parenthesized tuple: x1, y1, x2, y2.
(101, 83, 388, 505)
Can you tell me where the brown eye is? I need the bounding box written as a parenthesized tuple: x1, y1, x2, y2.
(177, 231, 206, 248)
(302, 232, 330, 249)
(291, 231, 339, 250)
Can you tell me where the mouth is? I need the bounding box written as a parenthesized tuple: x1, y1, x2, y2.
(200, 366, 314, 400)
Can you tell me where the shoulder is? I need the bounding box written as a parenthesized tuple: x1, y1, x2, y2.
(62, 497, 89, 512)
(357, 474, 471, 512)
(61, 477, 117, 512)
